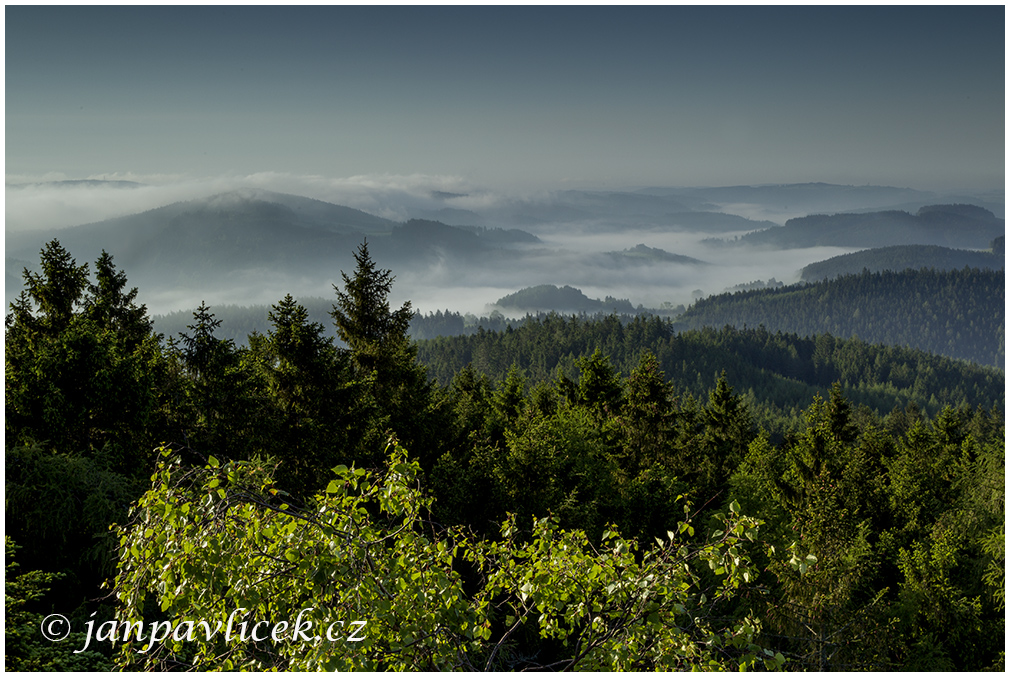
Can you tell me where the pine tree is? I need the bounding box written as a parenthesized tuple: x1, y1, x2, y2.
(330, 240, 439, 466)
(247, 294, 361, 489)
(19, 239, 89, 332)
(171, 302, 265, 458)
(84, 250, 156, 351)
(5, 241, 161, 463)
(331, 240, 414, 372)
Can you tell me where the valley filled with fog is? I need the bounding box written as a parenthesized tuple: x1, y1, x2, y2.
(6, 176, 1002, 323)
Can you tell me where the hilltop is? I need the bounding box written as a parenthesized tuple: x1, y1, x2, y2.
(735, 204, 1003, 249)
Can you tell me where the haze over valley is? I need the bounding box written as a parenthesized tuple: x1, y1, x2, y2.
(8, 6, 1003, 335)
(7, 179, 1002, 324)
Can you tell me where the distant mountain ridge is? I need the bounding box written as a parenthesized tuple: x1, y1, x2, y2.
(8, 184, 1003, 325)
(6, 189, 396, 258)
(5, 191, 542, 301)
(481, 189, 778, 231)
(737, 204, 1003, 249)
(801, 241, 1004, 280)
(670, 182, 935, 209)
(6, 178, 145, 189)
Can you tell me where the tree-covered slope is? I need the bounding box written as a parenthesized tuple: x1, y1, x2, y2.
(738, 203, 1003, 249)
(672, 268, 1004, 367)
(416, 314, 1005, 429)
(493, 284, 637, 314)
(800, 243, 1004, 280)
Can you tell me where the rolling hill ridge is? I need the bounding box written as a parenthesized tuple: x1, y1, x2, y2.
(737, 204, 1003, 249)
(672, 267, 1004, 367)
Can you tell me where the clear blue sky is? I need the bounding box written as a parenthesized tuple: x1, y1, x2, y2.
(6, 6, 1005, 191)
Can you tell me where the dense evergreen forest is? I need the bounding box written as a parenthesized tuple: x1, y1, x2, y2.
(672, 267, 1004, 368)
(415, 314, 1004, 436)
(800, 240, 1004, 281)
(6, 240, 1005, 671)
(153, 300, 552, 344)
(152, 298, 673, 345)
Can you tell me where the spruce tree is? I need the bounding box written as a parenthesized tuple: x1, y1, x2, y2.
(331, 240, 413, 372)
(330, 240, 439, 466)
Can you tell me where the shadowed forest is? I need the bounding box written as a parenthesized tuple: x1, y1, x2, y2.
(6, 239, 1004, 671)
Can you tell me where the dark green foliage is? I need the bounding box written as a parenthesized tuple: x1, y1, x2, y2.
(331, 240, 414, 364)
(733, 393, 1004, 670)
(85, 250, 157, 351)
(5, 238, 1004, 672)
(617, 351, 678, 477)
(330, 240, 443, 467)
(17, 239, 89, 330)
(166, 302, 269, 460)
(5, 538, 113, 672)
(416, 314, 1004, 433)
(4, 244, 168, 630)
(884, 409, 1005, 670)
(5, 443, 141, 601)
(246, 294, 361, 490)
(576, 349, 625, 416)
(674, 268, 1004, 367)
(5, 242, 165, 467)
(694, 374, 753, 498)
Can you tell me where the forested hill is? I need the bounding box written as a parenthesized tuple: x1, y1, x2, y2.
(737, 203, 1002, 249)
(671, 268, 1004, 368)
(415, 315, 1005, 430)
(493, 284, 637, 314)
(800, 241, 1004, 280)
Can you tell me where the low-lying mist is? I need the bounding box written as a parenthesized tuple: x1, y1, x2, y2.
(396, 232, 858, 316)
(121, 235, 859, 322)
(8, 173, 978, 326)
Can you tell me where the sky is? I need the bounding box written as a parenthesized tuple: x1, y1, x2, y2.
(6, 5, 1005, 193)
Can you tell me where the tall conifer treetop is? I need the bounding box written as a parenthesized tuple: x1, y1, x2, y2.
(331, 240, 414, 361)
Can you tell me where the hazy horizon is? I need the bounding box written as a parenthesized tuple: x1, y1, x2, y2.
(7, 6, 1004, 193)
